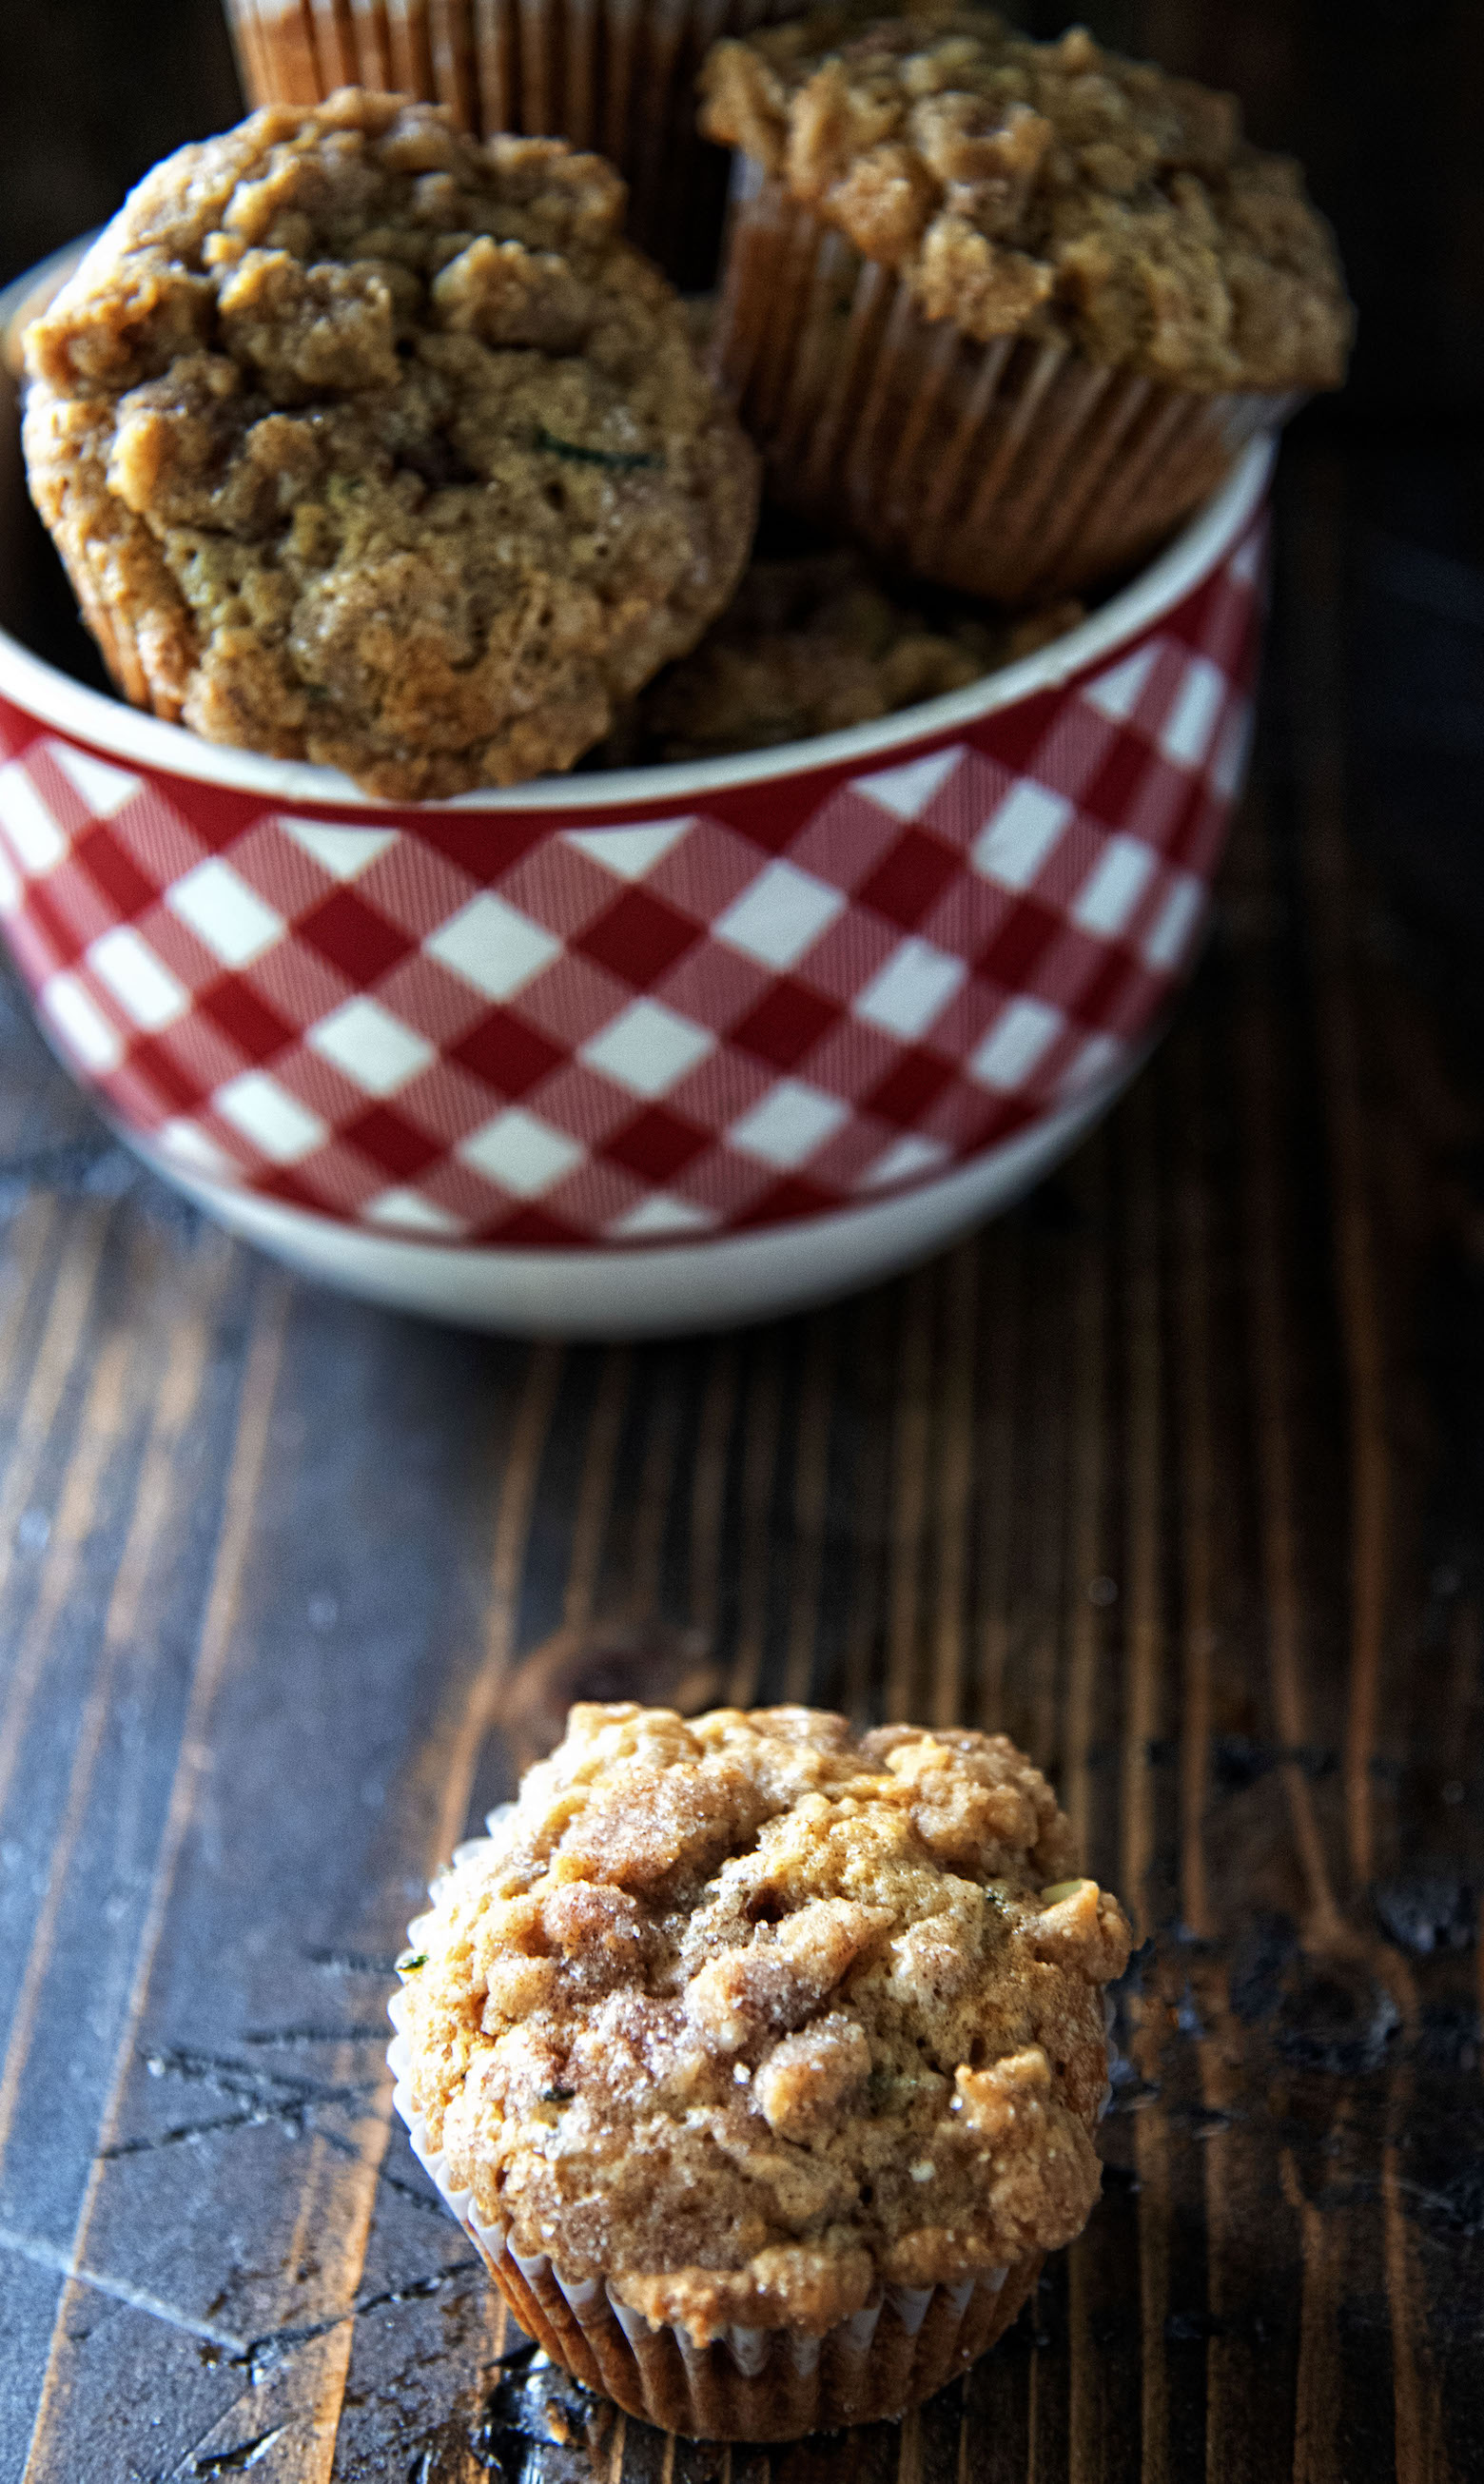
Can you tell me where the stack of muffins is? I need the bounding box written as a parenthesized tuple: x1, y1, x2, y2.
(19, 5, 1349, 796)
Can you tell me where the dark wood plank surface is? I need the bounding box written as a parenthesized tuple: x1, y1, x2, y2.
(0, 434, 1481, 2481)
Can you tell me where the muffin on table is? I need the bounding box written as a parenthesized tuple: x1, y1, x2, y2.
(223, 0, 807, 286)
(21, 89, 758, 799)
(390, 1701, 1133, 2439)
(700, 5, 1352, 602)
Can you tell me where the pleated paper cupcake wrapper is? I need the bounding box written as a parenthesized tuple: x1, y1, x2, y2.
(225, 0, 802, 284)
(712, 173, 1301, 607)
(387, 1827, 1040, 2438)
(38, 531, 182, 727)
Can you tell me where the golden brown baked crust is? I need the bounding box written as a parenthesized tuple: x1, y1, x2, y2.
(399, 1702, 1132, 2341)
(22, 91, 758, 798)
(607, 553, 1083, 760)
(701, 6, 1352, 390)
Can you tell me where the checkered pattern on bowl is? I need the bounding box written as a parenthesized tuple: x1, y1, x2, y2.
(0, 514, 1262, 1251)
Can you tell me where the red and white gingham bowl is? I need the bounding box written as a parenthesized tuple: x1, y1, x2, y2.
(0, 254, 1268, 1335)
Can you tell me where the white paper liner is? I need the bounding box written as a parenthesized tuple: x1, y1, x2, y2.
(387, 1807, 1039, 2437)
(712, 175, 1301, 605)
(224, 0, 801, 283)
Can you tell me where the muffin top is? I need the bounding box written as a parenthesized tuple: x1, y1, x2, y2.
(22, 90, 758, 798)
(397, 1702, 1132, 2340)
(614, 553, 1083, 760)
(701, 6, 1351, 390)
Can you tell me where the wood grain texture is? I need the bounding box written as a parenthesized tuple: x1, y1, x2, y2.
(0, 441, 1482, 2482)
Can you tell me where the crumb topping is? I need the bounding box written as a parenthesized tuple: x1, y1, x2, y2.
(22, 90, 758, 798)
(601, 552, 1083, 760)
(700, 7, 1351, 389)
(399, 1703, 1133, 2338)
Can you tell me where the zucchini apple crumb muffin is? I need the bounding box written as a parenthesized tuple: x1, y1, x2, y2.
(615, 553, 1083, 760)
(700, 6, 1351, 601)
(21, 89, 759, 799)
(390, 1701, 1133, 2437)
(223, 0, 803, 291)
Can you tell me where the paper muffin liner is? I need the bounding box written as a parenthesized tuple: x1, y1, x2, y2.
(712, 173, 1301, 606)
(35, 530, 171, 721)
(224, 0, 802, 285)
(13, 292, 170, 718)
(386, 1823, 1041, 2438)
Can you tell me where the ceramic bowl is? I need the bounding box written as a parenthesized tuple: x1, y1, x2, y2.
(0, 244, 1269, 1337)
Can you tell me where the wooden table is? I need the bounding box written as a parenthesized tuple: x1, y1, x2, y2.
(1, 432, 1481, 2480)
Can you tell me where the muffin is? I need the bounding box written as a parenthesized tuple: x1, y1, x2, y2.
(222, 0, 806, 286)
(606, 549, 1084, 759)
(389, 1701, 1133, 2438)
(21, 89, 759, 799)
(700, 6, 1352, 602)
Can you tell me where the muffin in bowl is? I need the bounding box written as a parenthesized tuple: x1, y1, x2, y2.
(702, 5, 1350, 601)
(389, 1701, 1133, 2436)
(221, 0, 809, 287)
(21, 89, 758, 799)
(605, 548, 1084, 762)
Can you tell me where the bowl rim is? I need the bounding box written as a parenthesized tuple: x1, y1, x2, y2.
(0, 238, 1273, 819)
